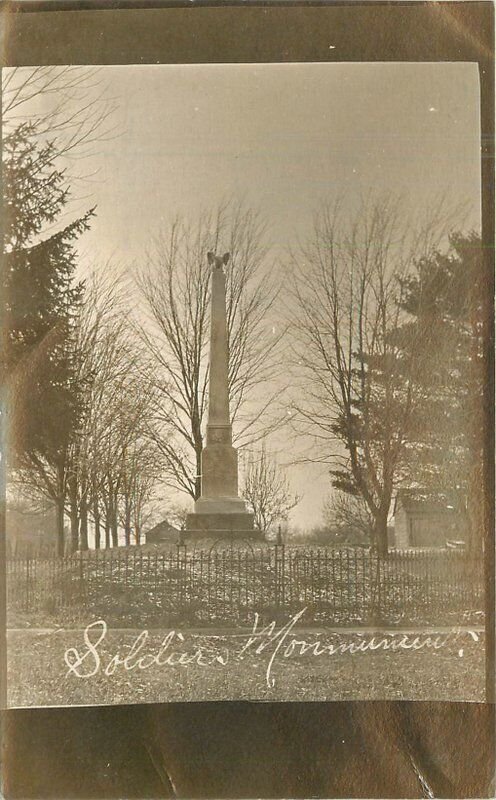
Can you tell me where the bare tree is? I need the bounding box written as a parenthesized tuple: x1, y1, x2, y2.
(136, 201, 286, 501)
(241, 445, 300, 533)
(45, 271, 164, 552)
(288, 195, 462, 554)
(322, 491, 374, 546)
(117, 390, 163, 545)
(164, 502, 190, 532)
(2, 66, 116, 161)
(85, 324, 161, 549)
(70, 274, 126, 549)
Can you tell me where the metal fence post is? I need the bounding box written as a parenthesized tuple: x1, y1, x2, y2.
(274, 526, 286, 619)
(176, 527, 187, 612)
(369, 550, 384, 627)
(79, 551, 84, 607)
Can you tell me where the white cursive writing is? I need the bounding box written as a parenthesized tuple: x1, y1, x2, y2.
(63, 613, 480, 688)
(64, 620, 229, 678)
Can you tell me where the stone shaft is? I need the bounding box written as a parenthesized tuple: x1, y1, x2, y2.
(207, 268, 231, 432)
(186, 256, 255, 536)
(202, 265, 236, 498)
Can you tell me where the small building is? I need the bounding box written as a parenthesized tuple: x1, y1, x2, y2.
(145, 518, 180, 544)
(391, 490, 467, 549)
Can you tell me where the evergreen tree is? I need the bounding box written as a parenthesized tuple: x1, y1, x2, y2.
(391, 232, 484, 549)
(3, 121, 94, 555)
(289, 197, 454, 555)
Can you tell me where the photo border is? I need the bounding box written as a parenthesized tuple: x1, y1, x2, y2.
(0, 3, 494, 797)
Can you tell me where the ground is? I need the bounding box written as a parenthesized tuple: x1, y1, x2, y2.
(7, 613, 485, 707)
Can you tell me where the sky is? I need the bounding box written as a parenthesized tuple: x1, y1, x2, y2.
(6, 62, 481, 529)
(74, 62, 481, 270)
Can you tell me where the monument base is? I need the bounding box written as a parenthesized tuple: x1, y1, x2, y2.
(186, 511, 257, 538)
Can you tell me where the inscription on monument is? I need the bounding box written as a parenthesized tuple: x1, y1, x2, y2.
(207, 426, 231, 445)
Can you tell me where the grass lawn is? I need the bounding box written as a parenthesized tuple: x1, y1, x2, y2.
(7, 617, 485, 707)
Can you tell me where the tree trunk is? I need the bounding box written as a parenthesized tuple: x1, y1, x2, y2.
(104, 518, 110, 549)
(80, 494, 89, 551)
(69, 474, 79, 553)
(135, 523, 141, 547)
(373, 506, 389, 557)
(110, 501, 119, 547)
(124, 508, 131, 547)
(93, 498, 101, 550)
(55, 496, 65, 558)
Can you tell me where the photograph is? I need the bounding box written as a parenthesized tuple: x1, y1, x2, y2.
(3, 59, 487, 709)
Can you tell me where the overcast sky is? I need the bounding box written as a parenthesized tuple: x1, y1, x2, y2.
(10, 62, 481, 529)
(74, 62, 481, 267)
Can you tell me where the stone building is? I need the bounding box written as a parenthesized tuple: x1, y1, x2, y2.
(391, 489, 467, 549)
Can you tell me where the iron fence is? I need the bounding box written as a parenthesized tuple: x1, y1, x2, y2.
(6, 545, 484, 628)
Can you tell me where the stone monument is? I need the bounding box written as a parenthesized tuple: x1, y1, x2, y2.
(186, 251, 256, 536)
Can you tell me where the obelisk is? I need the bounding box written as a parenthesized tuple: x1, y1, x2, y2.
(186, 252, 255, 536)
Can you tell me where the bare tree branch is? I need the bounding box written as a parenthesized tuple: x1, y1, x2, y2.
(135, 201, 287, 501)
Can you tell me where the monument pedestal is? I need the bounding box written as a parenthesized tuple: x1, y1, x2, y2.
(186, 443, 257, 537)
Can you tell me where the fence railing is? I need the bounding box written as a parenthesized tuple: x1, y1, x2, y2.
(6, 546, 484, 628)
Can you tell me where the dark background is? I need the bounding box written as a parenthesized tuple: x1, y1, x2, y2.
(0, 3, 494, 797)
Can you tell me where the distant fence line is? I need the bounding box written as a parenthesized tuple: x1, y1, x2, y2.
(6, 546, 484, 628)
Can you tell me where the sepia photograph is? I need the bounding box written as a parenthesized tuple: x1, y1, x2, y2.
(3, 59, 488, 709)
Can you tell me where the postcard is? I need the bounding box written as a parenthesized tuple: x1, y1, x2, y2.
(1, 3, 494, 798)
